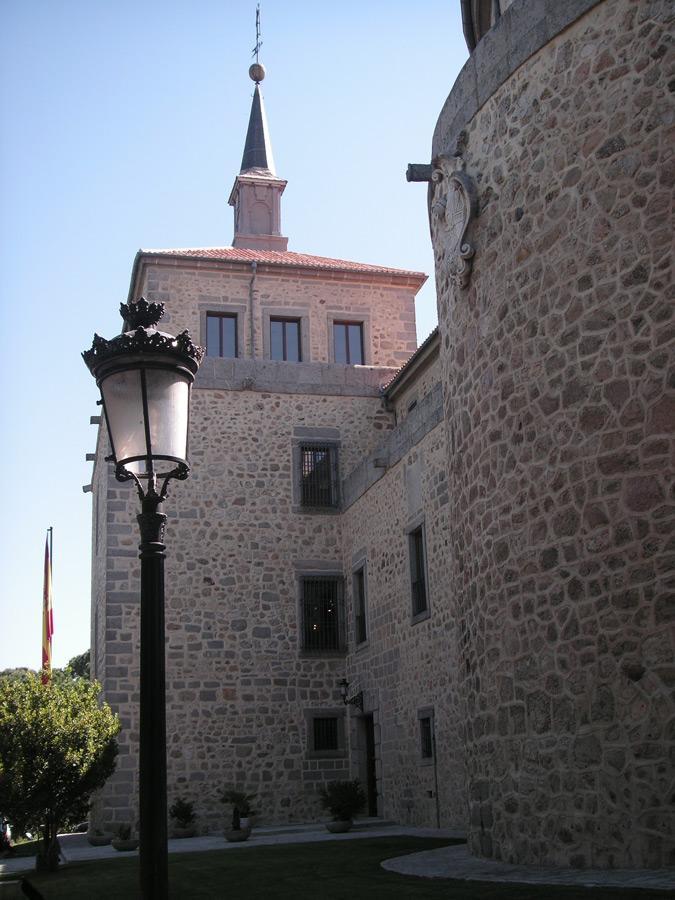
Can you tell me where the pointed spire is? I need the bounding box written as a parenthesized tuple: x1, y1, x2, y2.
(228, 56, 288, 251)
(240, 77, 276, 175)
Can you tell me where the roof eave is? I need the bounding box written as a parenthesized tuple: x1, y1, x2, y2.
(130, 250, 428, 290)
(384, 327, 440, 401)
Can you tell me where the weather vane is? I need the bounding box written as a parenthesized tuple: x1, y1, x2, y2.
(252, 4, 262, 64)
(249, 4, 265, 84)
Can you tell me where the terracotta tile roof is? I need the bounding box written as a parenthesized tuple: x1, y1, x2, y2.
(140, 247, 427, 281)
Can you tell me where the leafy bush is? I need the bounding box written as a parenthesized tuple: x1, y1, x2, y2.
(0, 672, 119, 870)
(115, 824, 131, 841)
(221, 789, 256, 830)
(319, 780, 366, 821)
(169, 798, 195, 829)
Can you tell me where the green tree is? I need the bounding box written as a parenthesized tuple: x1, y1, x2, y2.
(65, 649, 90, 679)
(0, 672, 119, 871)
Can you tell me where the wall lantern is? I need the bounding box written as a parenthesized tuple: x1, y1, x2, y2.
(339, 678, 364, 712)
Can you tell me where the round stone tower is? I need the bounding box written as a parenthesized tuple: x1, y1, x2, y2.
(432, 0, 674, 868)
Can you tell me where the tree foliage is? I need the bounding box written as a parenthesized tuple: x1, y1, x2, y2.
(0, 672, 119, 869)
(65, 649, 90, 680)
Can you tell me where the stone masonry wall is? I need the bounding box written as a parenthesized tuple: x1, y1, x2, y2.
(141, 259, 419, 369)
(89, 256, 424, 834)
(432, 0, 674, 868)
(340, 410, 466, 829)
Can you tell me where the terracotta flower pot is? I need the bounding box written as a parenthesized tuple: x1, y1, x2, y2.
(225, 827, 251, 843)
(88, 833, 112, 846)
(112, 838, 139, 851)
(326, 820, 352, 833)
(171, 827, 196, 839)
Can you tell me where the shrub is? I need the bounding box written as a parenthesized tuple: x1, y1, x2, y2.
(319, 780, 366, 821)
(169, 798, 195, 829)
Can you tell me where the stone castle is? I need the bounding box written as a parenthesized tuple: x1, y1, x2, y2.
(89, 0, 674, 869)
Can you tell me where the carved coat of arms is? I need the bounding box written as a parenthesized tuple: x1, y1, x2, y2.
(431, 155, 478, 290)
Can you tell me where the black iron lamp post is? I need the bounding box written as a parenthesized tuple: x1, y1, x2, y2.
(83, 298, 203, 900)
(339, 678, 364, 712)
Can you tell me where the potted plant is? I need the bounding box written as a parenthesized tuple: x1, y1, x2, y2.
(169, 798, 196, 838)
(319, 780, 366, 833)
(111, 823, 138, 852)
(221, 789, 256, 842)
(87, 827, 112, 847)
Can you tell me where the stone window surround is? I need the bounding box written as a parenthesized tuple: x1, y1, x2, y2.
(294, 559, 346, 658)
(198, 301, 247, 359)
(304, 707, 347, 760)
(405, 512, 431, 625)
(326, 309, 372, 366)
(417, 706, 435, 766)
(291, 427, 341, 515)
(262, 305, 311, 362)
(351, 549, 369, 651)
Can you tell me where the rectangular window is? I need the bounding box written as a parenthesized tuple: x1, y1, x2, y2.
(409, 525, 428, 618)
(419, 715, 434, 760)
(206, 313, 238, 358)
(333, 322, 364, 365)
(300, 445, 337, 508)
(353, 566, 367, 645)
(301, 576, 344, 653)
(313, 717, 338, 752)
(270, 317, 301, 361)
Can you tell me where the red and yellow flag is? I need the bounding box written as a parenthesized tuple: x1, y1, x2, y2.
(41, 530, 53, 685)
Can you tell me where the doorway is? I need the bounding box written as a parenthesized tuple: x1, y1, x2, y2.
(360, 714, 378, 817)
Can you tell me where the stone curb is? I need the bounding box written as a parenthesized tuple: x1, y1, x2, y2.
(381, 844, 675, 891)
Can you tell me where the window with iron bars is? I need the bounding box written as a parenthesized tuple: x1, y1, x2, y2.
(313, 716, 339, 752)
(301, 577, 344, 653)
(300, 445, 338, 508)
(409, 525, 428, 618)
(353, 565, 367, 645)
(419, 715, 434, 759)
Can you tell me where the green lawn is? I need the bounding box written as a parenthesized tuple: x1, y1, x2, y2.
(1, 838, 669, 900)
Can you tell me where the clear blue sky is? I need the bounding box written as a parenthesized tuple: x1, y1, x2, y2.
(0, 1, 467, 669)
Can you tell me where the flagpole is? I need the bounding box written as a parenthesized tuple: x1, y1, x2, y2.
(42, 527, 54, 684)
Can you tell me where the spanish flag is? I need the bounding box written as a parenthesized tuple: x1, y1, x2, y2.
(41, 529, 53, 685)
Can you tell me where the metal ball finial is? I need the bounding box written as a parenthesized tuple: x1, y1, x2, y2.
(249, 63, 265, 84)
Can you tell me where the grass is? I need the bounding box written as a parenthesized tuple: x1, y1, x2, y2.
(0, 837, 669, 900)
(3, 838, 41, 858)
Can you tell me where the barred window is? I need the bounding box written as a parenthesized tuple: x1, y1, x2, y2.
(300, 445, 337, 508)
(313, 717, 338, 752)
(420, 716, 433, 759)
(206, 313, 238, 358)
(353, 566, 367, 645)
(301, 577, 344, 653)
(409, 525, 428, 618)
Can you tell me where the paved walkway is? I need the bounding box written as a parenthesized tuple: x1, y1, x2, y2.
(2, 823, 674, 892)
(383, 843, 675, 892)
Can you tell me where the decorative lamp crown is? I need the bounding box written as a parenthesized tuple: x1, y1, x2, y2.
(82, 298, 204, 498)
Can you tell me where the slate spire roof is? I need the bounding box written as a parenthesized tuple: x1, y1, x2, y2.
(240, 83, 276, 175)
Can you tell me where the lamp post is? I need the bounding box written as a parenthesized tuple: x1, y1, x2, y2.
(83, 298, 203, 900)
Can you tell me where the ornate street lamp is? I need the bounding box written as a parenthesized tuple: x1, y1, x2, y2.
(83, 298, 203, 900)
